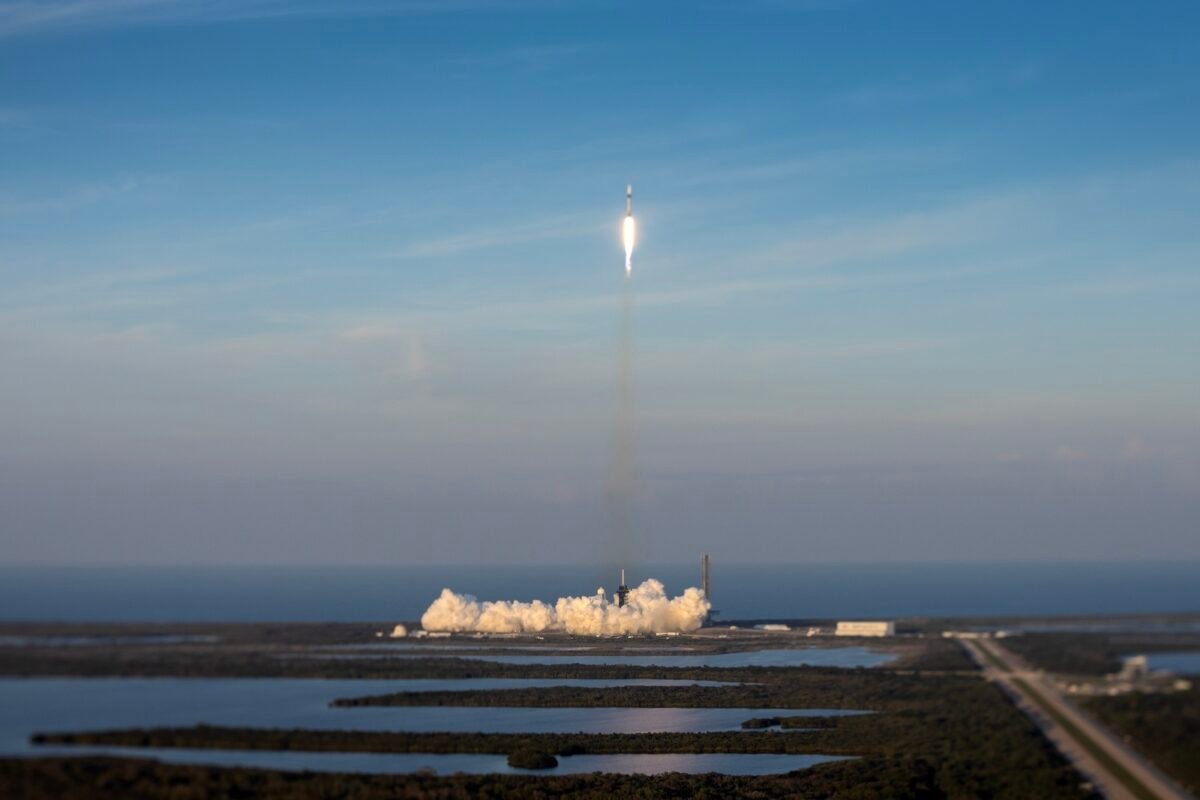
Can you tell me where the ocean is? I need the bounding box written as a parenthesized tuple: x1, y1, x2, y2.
(1, 562, 1197, 622)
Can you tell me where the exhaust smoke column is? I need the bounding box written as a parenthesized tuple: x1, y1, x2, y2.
(420, 579, 710, 635)
(403, 186, 714, 638)
(611, 184, 637, 571)
(623, 184, 636, 275)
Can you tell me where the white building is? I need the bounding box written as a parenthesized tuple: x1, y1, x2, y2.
(1117, 655, 1149, 680)
(835, 620, 895, 637)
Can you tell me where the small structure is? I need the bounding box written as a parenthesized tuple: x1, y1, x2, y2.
(412, 629, 452, 639)
(835, 620, 895, 637)
(389, 624, 408, 639)
(755, 623, 791, 632)
(1118, 655, 1149, 681)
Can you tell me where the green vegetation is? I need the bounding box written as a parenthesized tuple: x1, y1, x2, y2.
(740, 716, 782, 729)
(973, 642, 1010, 672)
(331, 667, 969, 710)
(888, 640, 978, 672)
(0, 629, 971, 679)
(1086, 688, 1200, 795)
(17, 623, 1169, 798)
(741, 716, 826, 729)
(0, 650, 837, 682)
(1002, 633, 1200, 675)
(506, 749, 558, 769)
(1011, 678, 1158, 800)
(0, 756, 1080, 800)
(37, 725, 856, 755)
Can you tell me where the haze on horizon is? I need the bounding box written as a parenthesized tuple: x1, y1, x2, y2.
(2, 1, 1198, 566)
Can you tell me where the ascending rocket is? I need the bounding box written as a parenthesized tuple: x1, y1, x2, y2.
(622, 184, 636, 275)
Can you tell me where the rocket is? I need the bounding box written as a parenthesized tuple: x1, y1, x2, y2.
(625, 184, 633, 217)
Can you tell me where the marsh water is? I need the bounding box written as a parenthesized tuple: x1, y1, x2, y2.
(321, 646, 892, 668)
(1144, 651, 1200, 674)
(443, 646, 892, 668)
(26, 744, 851, 775)
(0, 678, 861, 755)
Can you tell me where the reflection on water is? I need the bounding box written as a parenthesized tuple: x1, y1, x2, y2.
(444, 648, 892, 668)
(1144, 651, 1200, 675)
(289, 645, 891, 668)
(0, 679, 862, 755)
(30, 745, 852, 775)
(973, 621, 1200, 634)
(325, 643, 699, 653)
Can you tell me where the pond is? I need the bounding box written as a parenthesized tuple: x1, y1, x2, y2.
(29, 744, 852, 775)
(0, 679, 862, 754)
(1143, 651, 1200, 675)
(439, 647, 893, 668)
(322, 643, 702, 653)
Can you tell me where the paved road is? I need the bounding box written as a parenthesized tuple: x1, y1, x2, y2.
(959, 637, 1193, 800)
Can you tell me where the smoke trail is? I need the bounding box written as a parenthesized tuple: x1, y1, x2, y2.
(623, 215, 636, 275)
(609, 273, 637, 567)
(420, 579, 710, 635)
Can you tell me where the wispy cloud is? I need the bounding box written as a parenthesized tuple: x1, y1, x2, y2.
(1066, 273, 1200, 296)
(0, 175, 151, 216)
(387, 211, 607, 259)
(676, 145, 950, 186)
(444, 42, 597, 72)
(842, 75, 978, 106)
(751, 190, 1025, 269)
(0, 107, 36, 127)
(840, 60, 1044, 107)
(0, 0, 550, 37)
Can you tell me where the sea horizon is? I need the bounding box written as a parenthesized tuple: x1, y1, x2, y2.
(2, 561, 1197, 623)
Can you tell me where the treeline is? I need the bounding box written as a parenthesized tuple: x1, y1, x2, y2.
(1002, 633, 1200, 675)
(0, 636, 972, 680)
(36, 724, 848, 756)
(2, 750, 1095, 800)
(1085, 688, 1199, 794)
(332, 669, 974, 711)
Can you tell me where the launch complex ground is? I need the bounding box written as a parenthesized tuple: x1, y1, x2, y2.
(2, 615, 1199, 799)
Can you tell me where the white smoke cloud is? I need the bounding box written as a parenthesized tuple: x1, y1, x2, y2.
(420, 579, 710, 636)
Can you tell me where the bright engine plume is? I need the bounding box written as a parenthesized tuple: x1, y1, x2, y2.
(622, 184, 636, 275)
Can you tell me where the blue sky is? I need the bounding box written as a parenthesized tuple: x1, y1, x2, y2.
(2, 0, 1199, 565)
